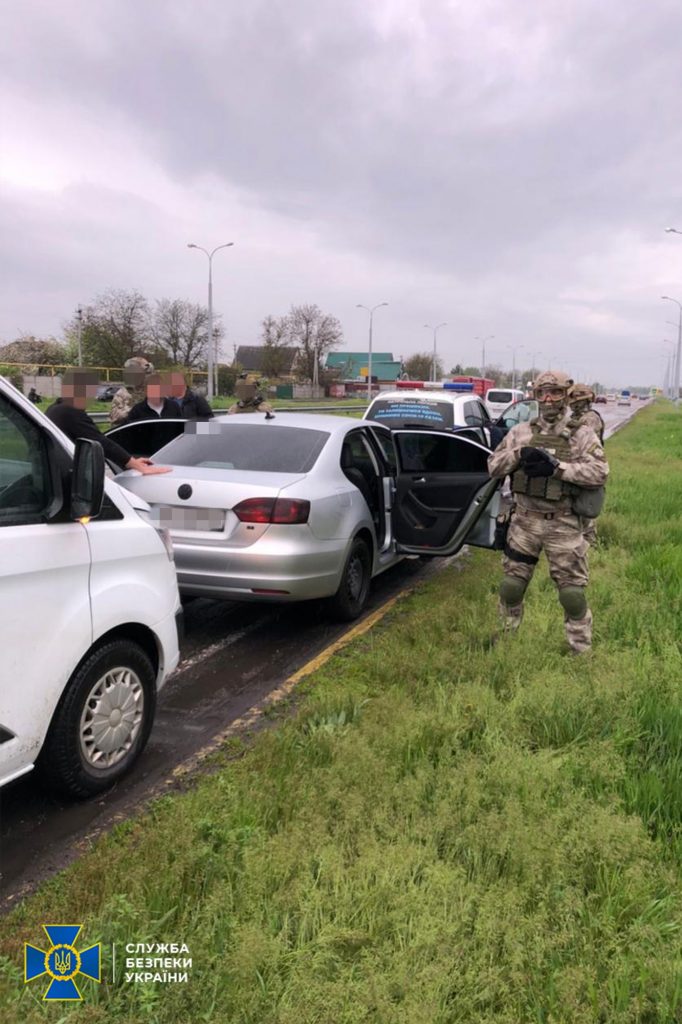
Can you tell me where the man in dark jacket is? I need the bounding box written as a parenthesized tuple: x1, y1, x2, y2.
(170, 372, 214, 418)
(125, 374, 183, 423)
(47, 371, 169, 474)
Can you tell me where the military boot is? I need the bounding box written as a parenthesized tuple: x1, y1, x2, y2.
(565, 609, 592, 654)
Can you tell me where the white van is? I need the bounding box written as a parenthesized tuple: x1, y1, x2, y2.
(0, 377, 182, 798)
(484, 387, 525, 417)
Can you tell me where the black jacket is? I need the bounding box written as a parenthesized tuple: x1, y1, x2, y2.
(125, 398, 182, 423)
(178, 388, 213, 419)
(46, 400, 130, 468)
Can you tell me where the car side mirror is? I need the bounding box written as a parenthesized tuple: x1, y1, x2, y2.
(71, 438, 105, 520)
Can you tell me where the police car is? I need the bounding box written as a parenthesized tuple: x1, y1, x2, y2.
(363, 381, 495, 446)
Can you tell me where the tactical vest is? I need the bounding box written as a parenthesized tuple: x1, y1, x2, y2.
(511, 420, 576, 501)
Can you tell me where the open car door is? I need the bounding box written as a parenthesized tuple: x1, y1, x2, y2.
(391, 430, 500, 555)
(106, 419, 187, 458)
(494, 399, 538, 441)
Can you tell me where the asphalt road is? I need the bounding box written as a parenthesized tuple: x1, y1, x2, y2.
(0, 399, 643, 909)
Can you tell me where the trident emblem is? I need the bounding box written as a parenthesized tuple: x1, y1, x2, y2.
(25, 925, 100, 1001)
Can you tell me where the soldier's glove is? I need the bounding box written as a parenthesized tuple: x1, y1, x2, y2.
(519, 446, 559, 478)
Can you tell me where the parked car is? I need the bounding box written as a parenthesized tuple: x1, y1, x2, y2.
(484, 387, 525, 417)
(594, 395, 607, 404)
(112, 413, 501, 621)
(0, 376, 182, 798)
(96, 383, 124, 401)
(363, 381, 494, 446)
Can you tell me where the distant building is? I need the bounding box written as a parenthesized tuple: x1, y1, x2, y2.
(325, 351, 402, 381)
(234, 345, 299, 377)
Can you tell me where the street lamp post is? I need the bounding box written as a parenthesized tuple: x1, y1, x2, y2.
(76, 306, 83, 367)
(475, 335, 494, 376)
(188, 242, 234, 400)
(507, 345, 524, 390)
(663, 340, 674, 397)
(661, 295, 682, 402)
(356, 302, 388, 402)
(424, 322, 447, 381)
(529, 351, 543, 382)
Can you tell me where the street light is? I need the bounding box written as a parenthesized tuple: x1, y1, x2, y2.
(665, 227, 682, 235)
(475, 335, 494, 376)
(663, 339, 675, 397)
(356, 302, 388, 402)
(424, 322, 447, 382)
(187, 242, 234, 400)
(529, 351, 543, 382)
(507, 345, 524, 390)
(661, 295, 682, 402)
(76, 306, 83, 367)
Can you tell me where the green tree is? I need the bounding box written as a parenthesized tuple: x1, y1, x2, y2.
(404, 352, 444, 380)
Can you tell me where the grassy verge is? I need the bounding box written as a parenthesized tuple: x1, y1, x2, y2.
(1, 404, 681, 1023)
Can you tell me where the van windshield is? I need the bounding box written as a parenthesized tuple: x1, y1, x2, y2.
(486, 390, 515, 404)
(366, 398, 454, 430)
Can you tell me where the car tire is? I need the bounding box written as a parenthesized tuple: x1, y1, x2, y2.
(38, 640, 157, 799)
(328, 537, 371, 622)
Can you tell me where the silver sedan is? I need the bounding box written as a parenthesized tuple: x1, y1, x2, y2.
(112, 413, 500, 620)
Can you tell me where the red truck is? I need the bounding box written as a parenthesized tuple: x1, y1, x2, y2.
(449, 375, 496, 397)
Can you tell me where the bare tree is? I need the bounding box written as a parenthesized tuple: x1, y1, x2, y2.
(260, 314, 293, 377)
(404, 352, 444, 380)
(288, 304, 342, 381)
(152, 299, 212, 369)
(64, 290, 152, 368)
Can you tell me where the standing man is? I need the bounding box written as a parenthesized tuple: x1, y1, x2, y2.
(169, 372, 214, 418)
(47, 370, 169, 475)
(228, 374, 274, 415)
(125, 373, 183, 423)
(487, 370, 609, 654)
(568, 384, 604, 441)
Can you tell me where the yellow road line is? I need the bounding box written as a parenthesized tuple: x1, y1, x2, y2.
(170, 586, 411, 780)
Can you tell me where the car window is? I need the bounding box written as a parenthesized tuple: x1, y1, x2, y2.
(0, 395, 51, 525)
(366, 397, 455, 430)
(153, 422, 330, 473)
(499, 400, 538, 428)
(486, 390, 514, 404)
(367, 426, 398, 472)
(463, 400, 484, 427)
(395, 432, 489, 474)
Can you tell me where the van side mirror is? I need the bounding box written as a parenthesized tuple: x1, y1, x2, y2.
(71, 439, 105, 520)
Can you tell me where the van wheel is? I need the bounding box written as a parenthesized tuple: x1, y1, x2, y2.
(39, 640, 156, 799)
(328, 538, 371, 622)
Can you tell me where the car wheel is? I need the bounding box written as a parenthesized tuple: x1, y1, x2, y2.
(328, 537, 372, 622)
(39, 640, 156, 799)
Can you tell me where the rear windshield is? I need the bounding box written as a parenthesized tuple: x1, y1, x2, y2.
(366, 398, 454, 430)
(153, 423, 330, 473)
(486, 390, 515, 404)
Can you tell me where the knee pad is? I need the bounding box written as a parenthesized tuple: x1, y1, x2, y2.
(559, 585, 588, 619)
(499, 576, 528, 607)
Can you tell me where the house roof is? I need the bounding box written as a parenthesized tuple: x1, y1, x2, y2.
(235, 345, 299, 372)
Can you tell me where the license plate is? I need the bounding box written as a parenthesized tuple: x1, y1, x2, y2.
(154, 506, 225, 531)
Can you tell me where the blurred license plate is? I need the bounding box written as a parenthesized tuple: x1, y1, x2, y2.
(155, 506, 225, 531)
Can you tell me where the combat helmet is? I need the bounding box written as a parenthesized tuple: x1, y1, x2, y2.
(568, 382, 595, 404)
(532, 369, 574, 394)
(532, 369, 573, 421)
(235, 373, 262, 406)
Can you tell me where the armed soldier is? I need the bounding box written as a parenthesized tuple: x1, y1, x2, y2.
(569, 383, 604, 441)
(487, 370, 609, 654)
(110, 357, 155, 425)
(228, 374, 274, 416)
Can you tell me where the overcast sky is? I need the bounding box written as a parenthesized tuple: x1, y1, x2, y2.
(2, 0, 682, 387)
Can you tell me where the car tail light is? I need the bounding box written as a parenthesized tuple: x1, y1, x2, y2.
(233, 497, 310, 524)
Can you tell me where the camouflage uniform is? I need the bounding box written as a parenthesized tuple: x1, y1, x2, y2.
(110, 387, 133, 424)
(488, 371, 609, 653)
(228, 374, 274, 415)
(568, 384, 605, 546)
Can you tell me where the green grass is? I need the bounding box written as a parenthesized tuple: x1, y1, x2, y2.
(1, 402, 682, 1023)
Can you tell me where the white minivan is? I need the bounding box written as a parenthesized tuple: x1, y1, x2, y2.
(0, 377, 182, 798)
(484, 387, 525, 418)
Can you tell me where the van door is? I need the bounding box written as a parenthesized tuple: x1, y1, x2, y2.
(0, 391, 92, 786)
(391, 430, 500, 556)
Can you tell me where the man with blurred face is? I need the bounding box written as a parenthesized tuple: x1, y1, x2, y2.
(125, 373, 183, 422)
(46, 370, 170, 475)
(169, 371, 213, 419)
(487, 369, 609, 654)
